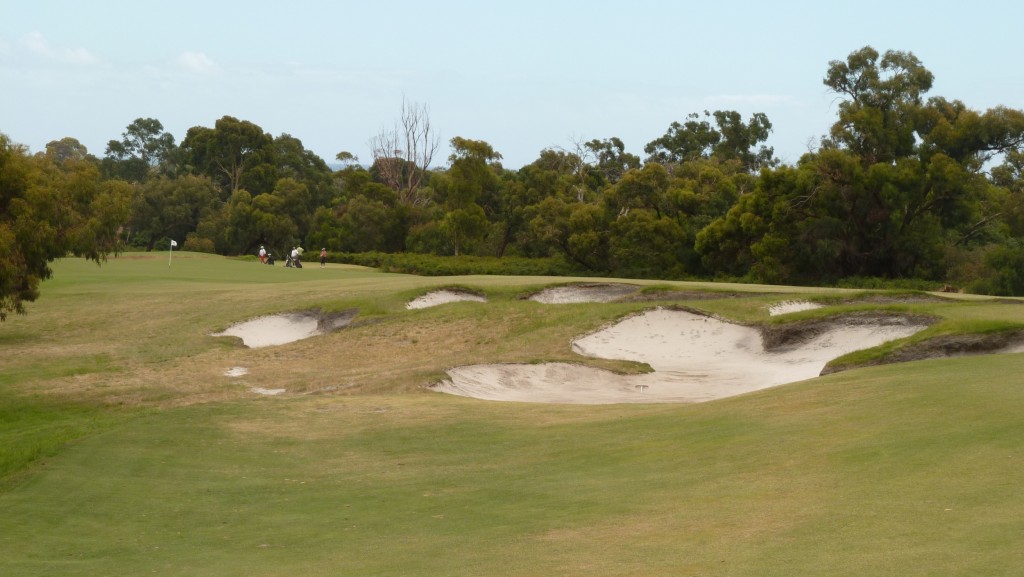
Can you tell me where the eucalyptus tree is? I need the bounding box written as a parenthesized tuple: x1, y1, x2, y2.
(433, 137, 502, 256)
(45, 137, 92, 164)
(102, 117, 176, 182)
(644, 110, 775, 173)
(584, 137, 641, 184)
(519, 148, 599, 203)
(696, 46, 1024, 284)
(1, 133, 132, 319)
(180, 116, 273, 198)
(821, 46, 933, 165)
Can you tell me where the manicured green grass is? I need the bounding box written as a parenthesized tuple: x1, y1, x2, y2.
(1, 252, 1023, 575)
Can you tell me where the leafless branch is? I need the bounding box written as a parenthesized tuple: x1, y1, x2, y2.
(369, 98, 440, 205)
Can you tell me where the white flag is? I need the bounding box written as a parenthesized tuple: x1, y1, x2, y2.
(170, 240, 178, 247)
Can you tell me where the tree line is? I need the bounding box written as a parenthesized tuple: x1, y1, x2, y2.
(4, 45, 1024, 319)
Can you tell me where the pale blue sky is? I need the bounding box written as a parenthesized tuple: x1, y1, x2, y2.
(3, 1, 1023, 169)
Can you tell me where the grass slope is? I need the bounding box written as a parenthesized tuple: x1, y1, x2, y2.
(1, 252, 1023, 576)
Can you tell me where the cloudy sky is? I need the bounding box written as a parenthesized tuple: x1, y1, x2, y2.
(3, 0, 1023, 169)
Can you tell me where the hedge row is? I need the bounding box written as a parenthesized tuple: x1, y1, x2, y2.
(335, 252, 592, 277)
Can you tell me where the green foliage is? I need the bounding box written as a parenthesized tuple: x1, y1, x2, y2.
(129, 174, 220, 250)
(44, 137, 91, 164)
(434, 137, 504, 255)
(644, 109, 776, 172)
(182, 233, 216, 254)
(585, 136, 640, 184)
(179, 116, 274, 196)
(608, 209, 690, 278)
(0, 134, 132, 319)
(834, 276, 945, 291)
(823, 46, 934, 164)
(102, 117, 176, 182)
(969, 244, 1024, 296)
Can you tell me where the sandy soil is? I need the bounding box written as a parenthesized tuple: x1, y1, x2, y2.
(250, 387, 286, 396)
(768, 300, 824, 315)
(407, 290, 488, 309)
(529, 284, 639, 303)
(212, 310, 356, 348)
(434, 308, 929, 404)
(212, 313, 321, 348)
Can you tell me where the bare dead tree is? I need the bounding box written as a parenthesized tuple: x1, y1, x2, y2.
(368, 98, 440, 206)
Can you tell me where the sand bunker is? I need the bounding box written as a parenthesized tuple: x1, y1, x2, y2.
(529, 283, 639, 304)
(212, 310, 356, 348)
(407, 290, 487, 309)
(434, 309, 929, 404)
(251, 387, 286, 396)
(769, 300, 824, 316)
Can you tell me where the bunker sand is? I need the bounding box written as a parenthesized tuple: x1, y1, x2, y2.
(434, 308, 929, 404)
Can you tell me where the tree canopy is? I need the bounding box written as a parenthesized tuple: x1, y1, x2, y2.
(1, 133, 131, 319)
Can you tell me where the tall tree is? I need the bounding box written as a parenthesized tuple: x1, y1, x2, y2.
(180, 116, 272, 197)
(103, 118, 176, 182)
(644, 111, 721, 166)
(822, 46, 934, 165)
(45, 137, 92, 164)
(644, 110, 775, 172)
(435, 137, 502, 256)
(368, 98, 440, 206)
(585, 137, 641, 184)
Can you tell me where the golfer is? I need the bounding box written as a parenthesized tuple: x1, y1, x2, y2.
(320, 247, 327, 268)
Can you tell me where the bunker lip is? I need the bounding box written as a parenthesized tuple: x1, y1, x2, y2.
(212, 309, 357, 348)
(433, 308, 936, 405)
(768, 300, 824, 316)
(407, 289, 488, 309)
(526, 283, 640, 304)
(822, 327, 1024, 374)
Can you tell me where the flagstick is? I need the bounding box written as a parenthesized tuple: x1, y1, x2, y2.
(168, 240, 175, 266)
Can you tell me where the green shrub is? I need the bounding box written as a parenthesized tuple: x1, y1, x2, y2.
(969, 245, 1024, 296)
(835, 276, 943, 291)
(183, 233, 216, 254)
(336, 252, 590, 277)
